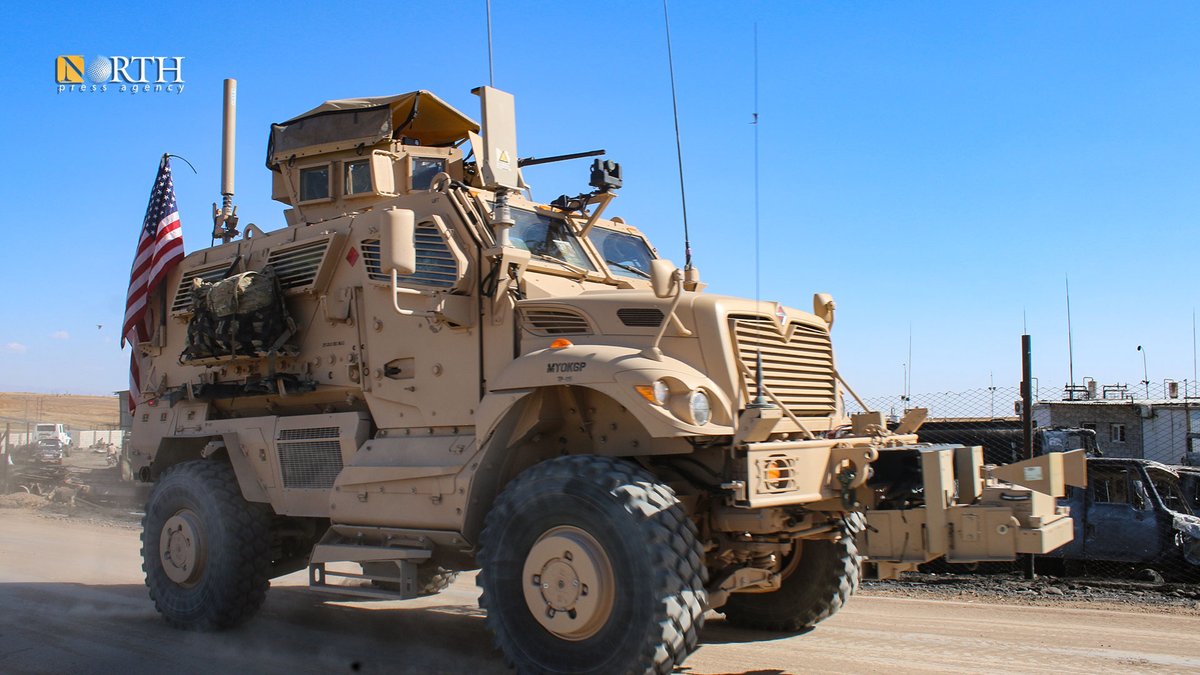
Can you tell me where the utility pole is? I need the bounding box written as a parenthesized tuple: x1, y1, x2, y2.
(989, 371, 997, 419)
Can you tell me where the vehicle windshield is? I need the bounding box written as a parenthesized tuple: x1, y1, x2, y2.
(1148, 467, 1194, 515)
(509, 208, 596, 272)
(587, 227, 655, 280)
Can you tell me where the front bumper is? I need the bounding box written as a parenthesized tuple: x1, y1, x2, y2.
(733, 437, 879, 508)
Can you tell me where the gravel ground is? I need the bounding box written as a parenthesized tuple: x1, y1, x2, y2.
(0, 491, 142, 529)
(862, 572, 1200, 615)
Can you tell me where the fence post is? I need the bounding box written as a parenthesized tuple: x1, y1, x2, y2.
(1, 422, 9, 493)
(1021, 334, 1036, 580)
(1022, 335, 1033, 461)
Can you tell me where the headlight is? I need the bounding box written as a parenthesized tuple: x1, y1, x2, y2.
(652, 380, 670, 405)
(635, 379, 671, 406)
(687, 390, 711, 426)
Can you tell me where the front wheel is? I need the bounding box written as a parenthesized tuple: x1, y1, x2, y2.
(141, 460, 272, 630)
(477, 455, 707, 674)
(720, 532, 861, 632)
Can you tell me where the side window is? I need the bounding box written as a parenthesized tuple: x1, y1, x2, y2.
(1091, 468, 1131, 505)
(1147, 468, 1189, 514)
(362, 222, 459, 288)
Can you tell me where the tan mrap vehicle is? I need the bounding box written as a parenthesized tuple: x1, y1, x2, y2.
(130, 81, 1085, 674)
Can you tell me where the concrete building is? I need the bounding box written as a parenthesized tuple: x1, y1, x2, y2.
(1033, 383, 1199, 464)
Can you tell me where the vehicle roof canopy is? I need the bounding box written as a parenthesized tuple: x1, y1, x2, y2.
(267, 90, 479, 165)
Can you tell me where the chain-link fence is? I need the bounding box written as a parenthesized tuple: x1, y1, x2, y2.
(848, 379, 1200, 584)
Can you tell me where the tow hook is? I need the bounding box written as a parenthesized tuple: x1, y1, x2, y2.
(838, 467, 859, 510)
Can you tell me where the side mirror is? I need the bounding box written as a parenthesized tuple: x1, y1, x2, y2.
(813, 293, 836, 327)
(378, 208, 416, 276)
(650, 259, 678, 299)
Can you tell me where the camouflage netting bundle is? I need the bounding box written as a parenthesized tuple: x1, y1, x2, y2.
(183, 265, 295, 360)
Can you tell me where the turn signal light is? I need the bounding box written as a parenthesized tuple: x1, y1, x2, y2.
(549, 338, 573, 349)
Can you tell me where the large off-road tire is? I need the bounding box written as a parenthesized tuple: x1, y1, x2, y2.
(477, 455, 707, 675)
(141, 460, 272, 630)
(721, 532, 861, 632)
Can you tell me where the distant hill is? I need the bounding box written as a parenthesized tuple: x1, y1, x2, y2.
(0, 392, 120, 432)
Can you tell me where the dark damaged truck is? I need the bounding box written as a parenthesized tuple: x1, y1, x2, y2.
(1045, 458, 1200, 576)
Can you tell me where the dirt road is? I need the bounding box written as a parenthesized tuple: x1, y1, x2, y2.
(1, 512, 1198, 674)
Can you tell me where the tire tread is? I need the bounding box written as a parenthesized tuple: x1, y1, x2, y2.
(477, 455, 707, 674)
(141, 460, 271, 631)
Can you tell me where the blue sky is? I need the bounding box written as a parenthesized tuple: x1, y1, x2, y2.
(0, 1, 1197, 399)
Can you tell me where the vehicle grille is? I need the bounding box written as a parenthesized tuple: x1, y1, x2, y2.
(170, 265, 228, 314)
(617, 308, 664, 327)
(731, 316, 837, 416)
(277, 426, 343, 489)
(267, 238, 332, 291)
(363, 222, 458, 288)
(522, 308, 591, 336)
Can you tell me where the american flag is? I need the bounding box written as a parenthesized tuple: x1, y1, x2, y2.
(122, 155, 185, 412)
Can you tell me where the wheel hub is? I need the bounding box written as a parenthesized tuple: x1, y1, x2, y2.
(521, 526, 615, 641)
(159, 510, 206, 586)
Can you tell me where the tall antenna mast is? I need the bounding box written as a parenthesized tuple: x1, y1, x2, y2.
(662, 0, 693, 270)
(211, 78, 240, 244)
(1066, 275, 1075, 388)
(485, 0, 495, 86)
(753, 23, 760, 307)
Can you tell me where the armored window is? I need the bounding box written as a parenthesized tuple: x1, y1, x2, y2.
(1110, 423, 1126, 443)
(299, 165, 331, 202)
(509, 208, 596, 272)
(1081, 422, 1097, 432)
(412, 157, 446, 190)
(344, 160, 372, 195)
(587, 227, 655, 280)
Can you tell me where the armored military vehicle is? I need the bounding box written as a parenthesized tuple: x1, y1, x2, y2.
(130, 81, 1085, 673)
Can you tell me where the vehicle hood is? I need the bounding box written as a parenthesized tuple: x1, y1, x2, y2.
(1173, 512, 1200, 539)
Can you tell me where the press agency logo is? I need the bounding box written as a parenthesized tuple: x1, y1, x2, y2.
(56, 55, 185, 94)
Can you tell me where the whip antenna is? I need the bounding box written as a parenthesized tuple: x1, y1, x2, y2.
(662, 0, 693, 269)
(1066, 275, 1075, 390)
(753, 23, 760, 306)
(746, 23, 773, 410)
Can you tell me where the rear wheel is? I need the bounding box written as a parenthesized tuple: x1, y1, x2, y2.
(721, 532, 861, 632)
(477, 455, 707, 674)
(141, 460, 272, 630)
